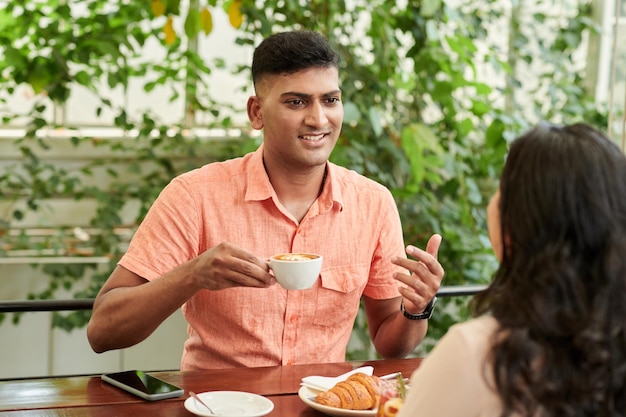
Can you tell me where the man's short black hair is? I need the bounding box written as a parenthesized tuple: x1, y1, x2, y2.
(251, 30, 339, 87)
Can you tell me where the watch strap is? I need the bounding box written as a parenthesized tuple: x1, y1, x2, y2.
(401, 297, 437, 320)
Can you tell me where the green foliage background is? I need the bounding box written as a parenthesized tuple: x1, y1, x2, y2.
(0, 0, 606, 358)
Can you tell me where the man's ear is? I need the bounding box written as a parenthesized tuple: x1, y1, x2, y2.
(247, 96, 263, 130)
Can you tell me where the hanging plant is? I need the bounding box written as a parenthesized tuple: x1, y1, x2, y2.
(0, 0, 606, 359)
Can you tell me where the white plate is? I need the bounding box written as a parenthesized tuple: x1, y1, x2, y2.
(184, 391, 274, 417)
(298, 386, 377, 417)
(301, 366, 374, 391)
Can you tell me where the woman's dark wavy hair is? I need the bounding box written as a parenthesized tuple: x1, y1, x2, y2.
(251, 30, 338, 88)
(471, 123, 626, 417)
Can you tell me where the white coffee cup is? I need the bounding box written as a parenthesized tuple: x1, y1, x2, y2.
(268, 253, 322, 290)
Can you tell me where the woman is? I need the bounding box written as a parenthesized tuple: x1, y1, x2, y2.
(396, 123, 626, 416)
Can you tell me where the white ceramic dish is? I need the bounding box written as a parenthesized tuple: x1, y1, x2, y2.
(301, 366, 374, 391)
(184, 391, 274, 417)
(298, 385, 377, 417)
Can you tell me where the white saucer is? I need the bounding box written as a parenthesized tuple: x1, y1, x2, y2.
(184, 391, 274, 417)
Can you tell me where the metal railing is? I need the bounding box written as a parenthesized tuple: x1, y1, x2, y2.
(0, 285, 488, 313)
(0, 298, 95, 313)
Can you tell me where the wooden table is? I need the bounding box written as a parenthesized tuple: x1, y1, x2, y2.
(0, 358, 422, 416)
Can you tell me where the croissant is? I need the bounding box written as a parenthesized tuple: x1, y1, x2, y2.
(315, 373, 383, 410)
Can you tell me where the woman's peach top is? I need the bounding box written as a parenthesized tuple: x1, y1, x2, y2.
(399, 316, 505, 417)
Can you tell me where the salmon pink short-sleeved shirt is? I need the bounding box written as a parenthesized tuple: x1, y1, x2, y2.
(119, 145, 406, 370)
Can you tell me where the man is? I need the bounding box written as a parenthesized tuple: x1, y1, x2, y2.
(87, 30, 444, 370)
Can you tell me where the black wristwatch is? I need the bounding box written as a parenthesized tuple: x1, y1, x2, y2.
(401, 297, 437, 320)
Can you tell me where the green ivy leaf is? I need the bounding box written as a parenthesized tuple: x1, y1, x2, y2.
(184, 9, 201, 39)
(166, 0, 181, 15)
(74, 70, 90, 87)
(368, 106, 383, 137)
(26, 59, 52, 94)
(421, 0, 441, 17)
(343, 102, 361, 124)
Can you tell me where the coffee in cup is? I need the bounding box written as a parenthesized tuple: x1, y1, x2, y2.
(268, 253, 322, 290)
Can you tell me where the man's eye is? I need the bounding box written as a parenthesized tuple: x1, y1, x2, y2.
(326, 97, 340, 104)
(288, 99, 305, 106)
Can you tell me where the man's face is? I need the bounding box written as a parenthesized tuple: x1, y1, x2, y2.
(247, 66, 343, 171)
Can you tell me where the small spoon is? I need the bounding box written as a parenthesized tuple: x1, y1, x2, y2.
(189, 391, 215, 415)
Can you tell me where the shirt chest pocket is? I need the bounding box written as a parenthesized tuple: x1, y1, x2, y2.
(312, 264, 370, 327)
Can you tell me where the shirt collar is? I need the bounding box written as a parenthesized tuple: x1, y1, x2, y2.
(318, 163, 344, 213)
(244, 145, 274, 202)
(244, 144, 344, 213)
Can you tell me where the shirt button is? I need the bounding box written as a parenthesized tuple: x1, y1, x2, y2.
(290, 315, 298, 323)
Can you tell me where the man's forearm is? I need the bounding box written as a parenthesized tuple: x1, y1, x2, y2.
(87, 265, 199, 352)
(373, 311, 428, 359)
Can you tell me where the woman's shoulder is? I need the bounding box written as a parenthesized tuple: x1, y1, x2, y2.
(451, 315, 498, 333)
(444, 316, 498, 350)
